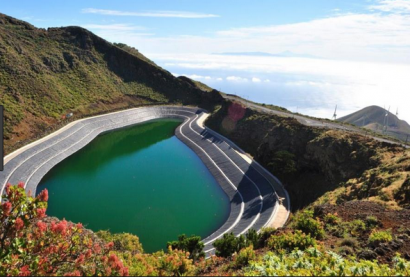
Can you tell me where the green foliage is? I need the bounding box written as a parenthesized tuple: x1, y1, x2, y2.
(350, 219, 367, 234)
(292, 210, 325, 239)
(118, 247, 196, 276)
(213, 232, 249, 258)
(368, 230, 393, 245)
(96, 230, 143, 253)
(365, 216, 380, 229)
(234, 245, 256, 268)
(246, 229, 263, 249)
(245, 248, 410, 276)
(269, 150, 297, 175)
(267, 230, 317, 252)
(259, 227, 277, 246)
(167, 234, 205, 262)
(115, 252, 159, 276)
(323, 213, 341, 225)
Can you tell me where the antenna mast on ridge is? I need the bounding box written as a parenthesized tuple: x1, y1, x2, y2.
(332, 105, 337, 120)
(384, 106, 390, 133)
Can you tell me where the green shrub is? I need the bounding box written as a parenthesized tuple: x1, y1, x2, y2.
(293, 210, 325, 239)
(349, 220, 367, 236)
(259, 227, 277, 245)
(365, 216, 379, 229)
(96, 230, 143, 253)
(326, 222, 347, 238)
(234, 245, 256, 268)
(167, 234, 205, 262)
(369, 230, 393, 245)
(323, 213, 341, 225)
(246, 229, 262, 249)
(213, 233, 249, 258)
(267, 230, 317, 252)
(245, 248, 410, 276)
(269, 150, 297, 175)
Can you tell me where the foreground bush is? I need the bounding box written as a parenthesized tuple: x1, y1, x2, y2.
(246, 247, 410, 276)
(234, 245, 256, 268)
(292, 210, 325, 239)
(0, 183, 128, 276)
(97, 230, 143, 254)
(213, 232, 249, 258)
(115, 247, 196, 276)
(167, 234, 205, 262)
(368, 230, 393, 245)
(267, 230, 317, 252)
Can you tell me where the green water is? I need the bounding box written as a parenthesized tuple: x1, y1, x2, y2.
(36, 119, 230, 253)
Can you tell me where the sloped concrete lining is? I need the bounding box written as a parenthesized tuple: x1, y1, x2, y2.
(0, 106, 290, 256)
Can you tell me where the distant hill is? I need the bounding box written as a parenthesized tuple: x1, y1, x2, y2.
(338, 106, 410, 141)
(0, 13, 222, 153)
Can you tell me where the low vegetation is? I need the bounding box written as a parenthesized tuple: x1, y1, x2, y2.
(2, 183, 410, 276)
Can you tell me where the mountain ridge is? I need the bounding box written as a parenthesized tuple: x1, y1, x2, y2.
(0, 13, 222, 153)
(338, 105, 410, 141)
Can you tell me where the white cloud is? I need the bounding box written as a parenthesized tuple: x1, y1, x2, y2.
(264, 79, 271, 83)
(226, 76, 248, 82)
(151, 53, 410, 122)
(252, 77, 261, 82)
(81, 8, 219, 18)
(172, 73, 215, 81)
(370, 0, 410, 13)
(82, 24, 146, 31)
(216, 78, 223, 81)
(106, 6, 410, 64)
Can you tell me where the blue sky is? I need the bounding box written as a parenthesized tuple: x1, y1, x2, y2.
(2, 0, 410, 121)
(3, 0, 369, 36)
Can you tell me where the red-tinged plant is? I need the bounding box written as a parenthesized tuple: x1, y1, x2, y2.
(157, 247, 196, 276)
(0, 183, 129, 276)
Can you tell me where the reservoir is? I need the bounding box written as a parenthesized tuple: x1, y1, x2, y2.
(36, 119, 230, 253)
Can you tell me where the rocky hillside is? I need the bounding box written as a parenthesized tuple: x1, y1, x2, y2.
(338, 106, 410, 142)
(0, 13, 222, 154)
(206, 100, 410, 210)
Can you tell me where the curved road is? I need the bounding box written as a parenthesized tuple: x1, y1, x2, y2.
(0, 106, 290, 256)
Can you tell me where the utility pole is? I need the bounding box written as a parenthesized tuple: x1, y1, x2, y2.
(383, 106, 390, 134)
(332, 105, 337, 121)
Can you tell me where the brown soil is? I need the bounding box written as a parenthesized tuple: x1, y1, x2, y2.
(318, 201, 410, 263)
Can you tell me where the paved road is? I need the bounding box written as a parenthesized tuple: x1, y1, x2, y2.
(224, 95, 409, 148)
(176, 111, 289, 255)
(0, 106, 290, 257)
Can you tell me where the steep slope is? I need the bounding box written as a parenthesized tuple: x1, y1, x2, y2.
(338, 106, 410, 142)
(206, 100, 409, 210)
(0, 13, 222, 153)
